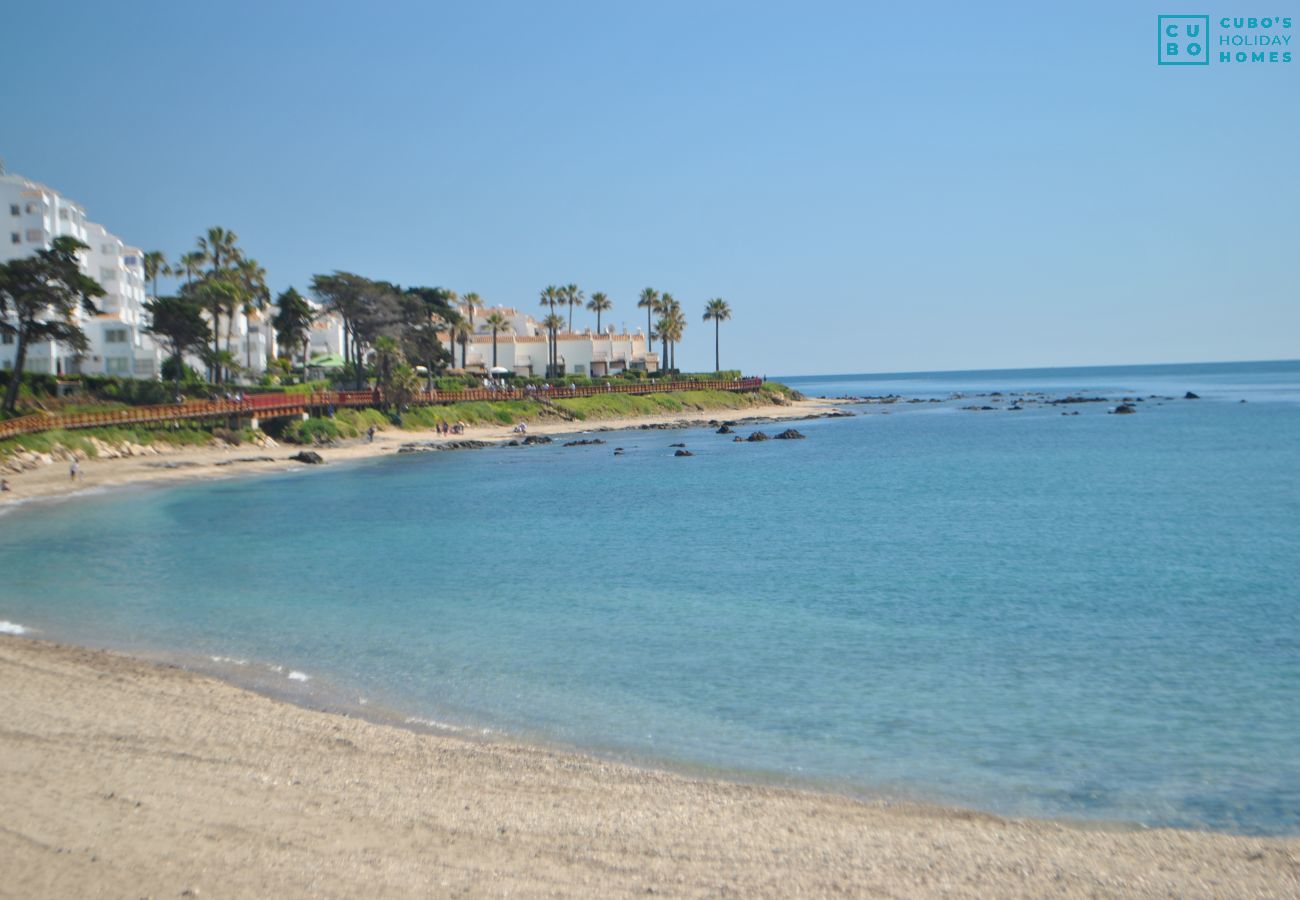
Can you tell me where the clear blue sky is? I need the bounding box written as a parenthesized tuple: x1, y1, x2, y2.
(4, 1, 1296, 374)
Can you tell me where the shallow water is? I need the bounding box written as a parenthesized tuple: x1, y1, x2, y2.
(2, 360, 1297, 834)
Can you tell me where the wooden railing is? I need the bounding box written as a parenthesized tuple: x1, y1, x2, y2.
(0, 378, 763, 440)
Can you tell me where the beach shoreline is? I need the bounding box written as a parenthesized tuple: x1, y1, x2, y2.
(1, 634, 1296, 898)
(0, 397, 843, 510)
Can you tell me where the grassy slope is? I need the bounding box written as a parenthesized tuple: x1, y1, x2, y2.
(2, 385, 797, 454)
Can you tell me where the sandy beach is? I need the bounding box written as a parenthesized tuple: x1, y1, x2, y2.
(0, 398, 841, 509)
(1, 635, 1295, 898)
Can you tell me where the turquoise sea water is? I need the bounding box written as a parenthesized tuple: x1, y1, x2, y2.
(2, 360, 1298, 835)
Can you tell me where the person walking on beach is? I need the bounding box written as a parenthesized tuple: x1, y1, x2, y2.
(367, 424, 376, 443)
(69, 460, 79, 481)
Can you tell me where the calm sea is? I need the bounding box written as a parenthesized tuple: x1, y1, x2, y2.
(2, 360, 1297, 834)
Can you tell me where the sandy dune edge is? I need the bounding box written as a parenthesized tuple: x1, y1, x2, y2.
(0, 636, 1295, 898)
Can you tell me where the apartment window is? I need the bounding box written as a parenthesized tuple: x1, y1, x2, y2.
(99, 267, 118, 282)
(106, 356, 131, 374)
(105, 329, 128, 344)
(58, 208, 70, 220)
(123, 255, 138, 266)
(26, 229, 44, 242)
(8, 204, 18, 216)
(25, 202, 38, 214)
(2, 333, 14, 345)
(9, 233, 18, 244)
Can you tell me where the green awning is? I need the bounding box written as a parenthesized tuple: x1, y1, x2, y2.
(308, 353, 346, 369)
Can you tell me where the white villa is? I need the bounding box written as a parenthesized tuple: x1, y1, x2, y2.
(444, 304, 659, 377)
(1, 166, 278, 383)
(1, 169, 165, 378)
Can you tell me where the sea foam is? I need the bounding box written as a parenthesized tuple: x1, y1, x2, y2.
(0, 620, 29, 635)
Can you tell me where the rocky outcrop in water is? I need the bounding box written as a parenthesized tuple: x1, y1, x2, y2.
(746, 432, 770, 442)
(398, 440, 492, 453)
(774, 429, 806, 440)
(522, 435, 553, 445)
(1185, 391, 1200, 400)
(289, 451, 325, 464)
(1112, 404, 1137, 415)
(674, 449, 694, 457)
(563, 439, 606, 447)
(716, 425, 734, 434)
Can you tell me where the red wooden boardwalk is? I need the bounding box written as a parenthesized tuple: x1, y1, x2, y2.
(0, 378, 763, 440)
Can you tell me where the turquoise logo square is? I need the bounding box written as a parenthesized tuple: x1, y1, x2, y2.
(1159, 15, 1211, 64)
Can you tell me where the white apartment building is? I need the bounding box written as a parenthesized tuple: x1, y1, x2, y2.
(0, 168, 164, 378)
(446, 304, 658, 376)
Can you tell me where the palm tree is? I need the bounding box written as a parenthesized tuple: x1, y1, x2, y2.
(196, 227, 240, 380)
(664, 305, 686, 372)
(143, 251, 169, 298)
(176, 251, 205, 286)
(564, 283, 584, 332)
(446, 315, 472, 369)
(587, 291, 612, 333)
(702, 298, 732, 373)
(637, 287, 659, 349)
(462, 292, 481, 332)
(540, 285, 559, 316)
(542, 312, 566, 377)
(484, 310, 510, 368)
(657, 292, 677, 373)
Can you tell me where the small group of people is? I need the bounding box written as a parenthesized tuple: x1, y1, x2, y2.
(511, 421, 528, 434)
(436, 420, 466, 436)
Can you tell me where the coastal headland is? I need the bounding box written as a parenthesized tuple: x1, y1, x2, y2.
(1, 635, 1296, 898)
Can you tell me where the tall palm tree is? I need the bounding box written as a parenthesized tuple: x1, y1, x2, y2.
(176, 251, 205, 286)
(462, 292, 481, 332)
(587, 291, 612, 333)
(196, 227, 240, 380)
(446, 314, 472, 369)
(702, 298, 732, 373)
(542, 312, 566, 377)
(664, 304, 686, 372)
(637, 287, 659, 349)
(540, 285, 559, 316)
(142, 251, 169, 298)
(657, 292, 678, 373)
(484, 310, 510, 368)
(564, 283, 584, 332)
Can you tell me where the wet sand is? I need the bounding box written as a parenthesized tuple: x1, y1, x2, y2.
(1, 636, 1296, 898)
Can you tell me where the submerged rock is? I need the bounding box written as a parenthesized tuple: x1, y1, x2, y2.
(732, 436, 743, 442)
(522, 435, 553, 445)
(562, 438, 607, 447)
(774, 428, 806, 440)
(669, 442, 686, 448)
(289, 451, 324, 464)
(716, 425, 734, 434)
(1112, 404, 1137, 415)
(674, 449, 694, 457)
